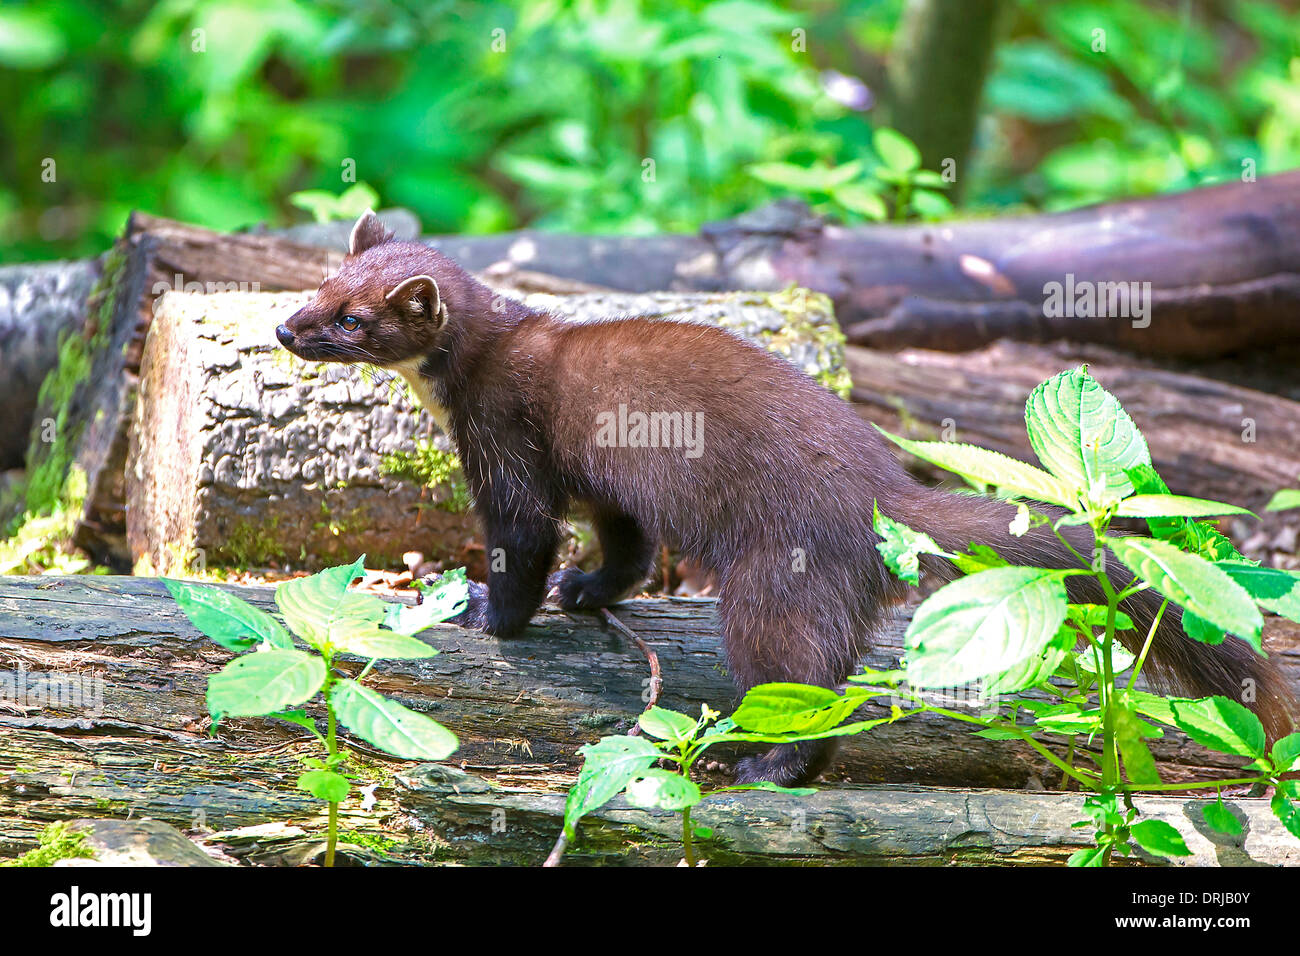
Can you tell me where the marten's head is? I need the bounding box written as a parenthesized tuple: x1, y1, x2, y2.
(276, 210, 466, 367)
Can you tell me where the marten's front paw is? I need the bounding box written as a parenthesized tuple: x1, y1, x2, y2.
(546, 568, 606, 610)
(443, 579, 489, 630)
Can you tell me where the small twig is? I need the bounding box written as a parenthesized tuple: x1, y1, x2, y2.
(542, 830, 568, 868)
(600, 607, 662, 725)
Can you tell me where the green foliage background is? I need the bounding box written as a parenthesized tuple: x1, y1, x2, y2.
(2, 0, 1298, 261)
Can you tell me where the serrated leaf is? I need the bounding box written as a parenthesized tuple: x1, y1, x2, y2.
(1116, 495, 1253, 520)
(1218, 561, 1300, 624)
(275, 556, 386, 649)
(1025, 367, 1150, 502)
(876, 427, 1075, 506)
(624, 769, 701, 811)
(983, 623, 1075, 695)
(207, 649, 326, 718)
(332, 679, 457, 760)
(1171, 696, 1266, 758)
(1068, 845, 1107, 866)
(298, 769, 350, 802)
(873, 501, 942, 586)
(637, 706, 697, 742)
(731, 683, 868, 735)
(564, 735, 662, 838)
(904, 567, 1068, 687)
(1129, 819, 1191, 857)
(164, 579, 293, 651)
(1106, 537, 1262, 644)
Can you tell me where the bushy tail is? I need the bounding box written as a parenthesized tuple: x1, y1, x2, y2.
(896, 486, 1296, 740)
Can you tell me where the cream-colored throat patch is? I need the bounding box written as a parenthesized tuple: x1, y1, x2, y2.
(390, 358, 452, 435)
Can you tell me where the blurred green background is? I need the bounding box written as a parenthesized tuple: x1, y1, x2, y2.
(2, 0, 1299, 262)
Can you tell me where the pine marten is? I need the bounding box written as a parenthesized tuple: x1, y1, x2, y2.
(276, 210, 1295, 785)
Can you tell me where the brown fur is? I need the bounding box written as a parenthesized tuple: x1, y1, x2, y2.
(276, 211, 1296, 785)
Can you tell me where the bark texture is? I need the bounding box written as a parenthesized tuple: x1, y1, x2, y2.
(1, 576, 1296, 862)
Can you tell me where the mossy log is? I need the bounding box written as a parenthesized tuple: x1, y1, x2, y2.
(1, 576, 1296, 863)
(397, 766, 1299, 866)
(847, 340, 1300, 510)
(0, 259, 102, 469)
(125, 285, 846, 575)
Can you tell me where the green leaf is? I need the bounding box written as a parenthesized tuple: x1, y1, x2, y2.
(949, 543, 1011, 575)
(1115, 495, 1253, 520)
(270, 709, 321, 738)
(1115, 703, 1162, 785)
(329, 628, 439, 660)
(387, 568, 470, 634)
(564, 735, 662, 838)
(1067, 845, 1107, 867)
(1025, 367, 1150, 502)
(875, 427, 1076, 507)
(832, 184, 887, 220)
(1181, 611, 1226, 645)
(298, 769, 350, 802)
(164, 579, 293, 651)
(873, 127, 921, 172)
(904, 567, 1069, 688)
(1067, 604, 1135, 631)
(624, 769, 702, 811)
(1202, 800, 1243, 836)
(1265, 489, 1300, 512)
(1129, 819, 1192, 858)
(1270, 732, 1300, 773)
(331, 679, 458, 760)
(207, 649, 326, 718)
(275, 557, 387, 649)
(1105, 537, 1262, 644)
(1171, 696, 1267, 758)
(730, 683, 867, 735)
(637, 707, 697, 742)
(1272, 783, 1300, 840)
(873, 501, 943, 586)
(1218, 561, 1300, 624)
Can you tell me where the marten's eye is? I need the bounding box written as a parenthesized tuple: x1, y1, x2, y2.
(337, 315, 362, 333)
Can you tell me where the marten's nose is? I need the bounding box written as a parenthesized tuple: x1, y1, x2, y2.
(275, 324, 294, 346)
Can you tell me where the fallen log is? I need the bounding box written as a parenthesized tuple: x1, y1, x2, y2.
(1, 576, 1296, 860)
(0, 259, 102, 470)
(397, 766, 1300, 866)
(848, 340, 1300, 512)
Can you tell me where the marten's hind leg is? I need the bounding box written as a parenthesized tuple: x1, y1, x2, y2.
(551, 508, 656, 610)
(720, 558, 873, 786)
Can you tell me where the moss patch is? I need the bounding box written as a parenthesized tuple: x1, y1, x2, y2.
(1, 821, 94, 867)
(380, 441, 472, 512)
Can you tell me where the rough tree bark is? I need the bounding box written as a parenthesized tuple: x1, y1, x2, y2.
(0, 259, 101, 469)
(1, 577, 1296, 862)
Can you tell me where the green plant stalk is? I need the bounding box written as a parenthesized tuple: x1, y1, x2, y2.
(322, 661, 339, 869)
(681, 806, 697, 867)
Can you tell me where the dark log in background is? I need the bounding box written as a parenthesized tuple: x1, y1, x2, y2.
(2, 576, 1296, 861)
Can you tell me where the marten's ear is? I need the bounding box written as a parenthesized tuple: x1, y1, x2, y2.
(348, 209, 393, 256)
(385, 275, 447, 326)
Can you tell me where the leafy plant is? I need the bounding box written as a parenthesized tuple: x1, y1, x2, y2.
(559, 684, 896, 865)
(289, 182, 381, 224)
(747, 127, 953, 222)
(165, 556, 468, 866)
(866, 366, 1300, 864)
